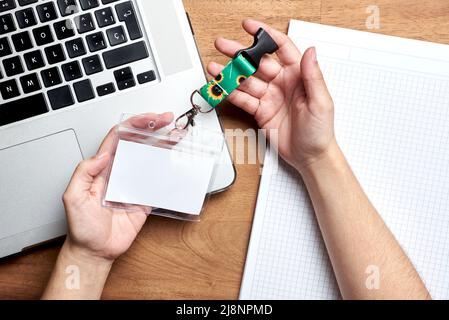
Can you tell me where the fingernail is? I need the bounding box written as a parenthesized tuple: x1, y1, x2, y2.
(311, 47, 318, 63)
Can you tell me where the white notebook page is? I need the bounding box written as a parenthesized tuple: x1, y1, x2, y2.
(240, 20, 449, 299)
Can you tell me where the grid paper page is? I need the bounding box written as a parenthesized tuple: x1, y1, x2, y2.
(240, 21, 449, 300)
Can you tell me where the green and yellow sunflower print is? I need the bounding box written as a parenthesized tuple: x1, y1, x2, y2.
(200, 54, 256, 108)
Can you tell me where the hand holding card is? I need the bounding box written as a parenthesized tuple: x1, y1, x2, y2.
(103, 114, 223, 220)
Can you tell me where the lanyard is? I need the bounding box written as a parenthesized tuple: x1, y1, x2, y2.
(175, 28, 278, 129)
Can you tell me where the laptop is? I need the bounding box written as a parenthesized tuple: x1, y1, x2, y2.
(0, 0, 235, 258)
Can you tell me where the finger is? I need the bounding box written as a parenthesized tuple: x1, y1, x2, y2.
(207, 61, 268, 99)
(66, 153, 111, 196)
(257, 55, 283, 82)
(97, 112, 174, 155)
(147, 128, 187, 150)
(206, 60, 223, 78)
(214, 37, 243, 58)
(214, 37, 281, 82)
(227, 89, 260, 116)
(97, 126, 119, 156)
(127, 112, 174, 131)
(238, 76, 268, 99)
(242, 19, 302, 66)
(300, 47, 332, 107)
(126, 211, 149, 232)
(206, 61, 260, 113)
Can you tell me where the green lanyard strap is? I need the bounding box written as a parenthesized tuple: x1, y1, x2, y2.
(200, 28, 278, 108)
(200, 54, 257, 107)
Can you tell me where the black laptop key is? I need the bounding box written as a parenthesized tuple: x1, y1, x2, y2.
(106, 25, 126, 46)
(0, 37, 12, 57)
(102, 0, 119, 4)
(65, 38, 86, 58)
(41, 66, 62, 87)
(82, 54, 103, 75)
(0, 93, 48, 127)
(15, 8, 37, 29)
(116, 77, 135, 91)
(0, 0, 16, 13)
(114, 66, 135, 90)
(12, 31, 33, 52)
(24, 49, 45, 70)
(86, 31, 106, 52)
(96, 82, 115, 96)
(79, 0, 99, 10)
(54, 19, 75, 40)
(116, 1, 142, 40)
(57, 0, 78, 17)
(20, 72, 41, 94)
(45, 44, 66, 64)
(18, 0, 38, 6)
(36, 2, 58, 23)
(47, 85, 75, 110)
(3, 56, 24, 76)
(75, 13, 95, 34)
(95, 7, 114, 28)
(114, 67, 132, 83)
(33, 25, 54, 45)
(103, 41, 148, 69)
(62, 61, 82, 81)
(73, 79, 95, 102)
(0, 13, 16, 35)
(0, 78, 20, 99)
(137, 70, 156, 84)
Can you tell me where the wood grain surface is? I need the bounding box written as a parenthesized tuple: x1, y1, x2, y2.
(0, 0, 448, 299)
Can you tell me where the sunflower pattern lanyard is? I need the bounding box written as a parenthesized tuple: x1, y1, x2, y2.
(175, 28, 279, 130)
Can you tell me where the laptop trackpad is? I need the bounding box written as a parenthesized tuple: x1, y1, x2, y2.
(0, 130, 83, 240)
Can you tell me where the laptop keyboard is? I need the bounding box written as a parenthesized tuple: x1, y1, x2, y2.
(0, 0, 158, 127)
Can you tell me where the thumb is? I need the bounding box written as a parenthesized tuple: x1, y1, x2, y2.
(67, 153, 111, 195)
(300, 47, 332, 106)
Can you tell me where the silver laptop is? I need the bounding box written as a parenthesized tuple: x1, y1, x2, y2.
(0, 0, 235, 258)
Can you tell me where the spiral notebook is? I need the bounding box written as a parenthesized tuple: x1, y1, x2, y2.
(240, 20, 449, 299)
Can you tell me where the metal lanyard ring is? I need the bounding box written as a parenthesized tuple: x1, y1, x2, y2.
(174, 91, 215, 130)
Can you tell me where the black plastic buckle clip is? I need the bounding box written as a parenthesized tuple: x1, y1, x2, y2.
(234, 28, 279, 69)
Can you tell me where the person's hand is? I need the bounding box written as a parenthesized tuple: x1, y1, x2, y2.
(208, 19, 336, 173)
(62, 112, 174, 263)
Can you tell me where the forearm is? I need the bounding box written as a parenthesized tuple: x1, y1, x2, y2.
(42, 240, 113, 300)
(299, 141, 430, 299)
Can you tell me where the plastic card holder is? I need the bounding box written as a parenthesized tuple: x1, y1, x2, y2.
(102, 114, 224, 221)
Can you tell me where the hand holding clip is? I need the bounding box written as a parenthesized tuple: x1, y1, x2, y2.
(175, 26, 279, 130)
(207, 19, 335, 173)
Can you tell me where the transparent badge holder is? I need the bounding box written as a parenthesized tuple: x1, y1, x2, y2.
(102, 114, 225, 222)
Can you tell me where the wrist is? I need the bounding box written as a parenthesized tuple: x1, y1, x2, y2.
(42, 239, 113, 300)
(296, 140, 346, 177)
(63, 239, 114, 271)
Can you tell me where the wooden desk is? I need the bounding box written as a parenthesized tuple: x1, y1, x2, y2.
(0, 0, 448, 299)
